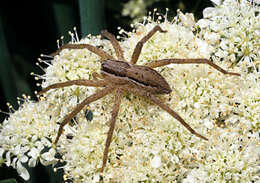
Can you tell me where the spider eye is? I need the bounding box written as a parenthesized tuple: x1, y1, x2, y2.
(85, 109, 93, 121)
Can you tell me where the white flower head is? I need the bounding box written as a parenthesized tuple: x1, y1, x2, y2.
(1, 6, 259, 183)
(197, 0, 260, 71)
(0, 99, 58, 180)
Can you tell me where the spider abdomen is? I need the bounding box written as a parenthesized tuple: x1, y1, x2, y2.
(101, 60, 172, 94)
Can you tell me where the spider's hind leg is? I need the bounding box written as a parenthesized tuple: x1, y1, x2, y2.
(127, 87, 208, 141)
(131, 25, 167, 64)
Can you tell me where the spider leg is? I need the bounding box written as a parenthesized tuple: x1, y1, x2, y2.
(144, 58, 240, 76)
(53, 86, 115, 145)
(126, 87, 208, 141)
(51, 43, 115, 60)
(92, 72, 104, 80)
(38, 79, 108, 95)
(130, 25, 167, 64)
(100, 88, 123, 172)
(101, 30, 125, 61)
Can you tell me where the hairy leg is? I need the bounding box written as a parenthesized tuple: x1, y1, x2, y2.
(130, 25, 167, 64)
(51, 43, 115, 60)
(54, 86, 115, 145)
(127, 87, 208, 141)
(101, 30, 125, 61)
(101, 89, 123, 172)
(144, 58, 240, 76)
(38, 79, 108, 95)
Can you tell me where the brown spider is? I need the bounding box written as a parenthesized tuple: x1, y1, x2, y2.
(38, 25, 240, 172)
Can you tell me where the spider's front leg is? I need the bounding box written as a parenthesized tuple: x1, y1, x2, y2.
(101, 30, 125, 61)
(126, 87, 208, 141)
(131, 25, 167, 64)
(145, 58, 240, 76)
(50, 43, 115, 60)
(48, 86, 114, 146)
(38, 79, 108, 95)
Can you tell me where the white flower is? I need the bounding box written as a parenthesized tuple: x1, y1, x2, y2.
(202, 7, 216, 18)
(209, 0, 222, 6)
(17, 160, 30, 180)
(0, 148, 4, 162)
(194, 102, 200, 109)
(27, 146, 41, 167)
(197, 19, 209, 28)
(40, 148, 56, 166)
(177, 10, 196, 28)
(150, 155, 161, 168)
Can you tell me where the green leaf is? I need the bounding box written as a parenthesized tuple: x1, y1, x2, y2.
(0, 179, 17, 183)
(79, 0, 105, 36)
(0, 16, 19, 108)
(52, 1, 77, 42)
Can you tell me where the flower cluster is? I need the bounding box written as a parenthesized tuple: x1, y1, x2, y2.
(196, 0, 260, 70)
(1, 0, 260, 182)
(122, 0, 162, 23)
(0, 98, 57, 180)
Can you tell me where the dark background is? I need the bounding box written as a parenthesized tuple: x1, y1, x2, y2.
(0, 0, 213, 182)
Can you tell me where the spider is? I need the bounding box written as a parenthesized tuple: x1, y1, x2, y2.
(38, 25, 240, 172)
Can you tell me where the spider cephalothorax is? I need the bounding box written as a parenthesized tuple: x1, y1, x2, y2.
(39, 25, 240, 172)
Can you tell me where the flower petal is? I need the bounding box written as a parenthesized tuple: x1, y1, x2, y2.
(17, 161, 30, 180)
